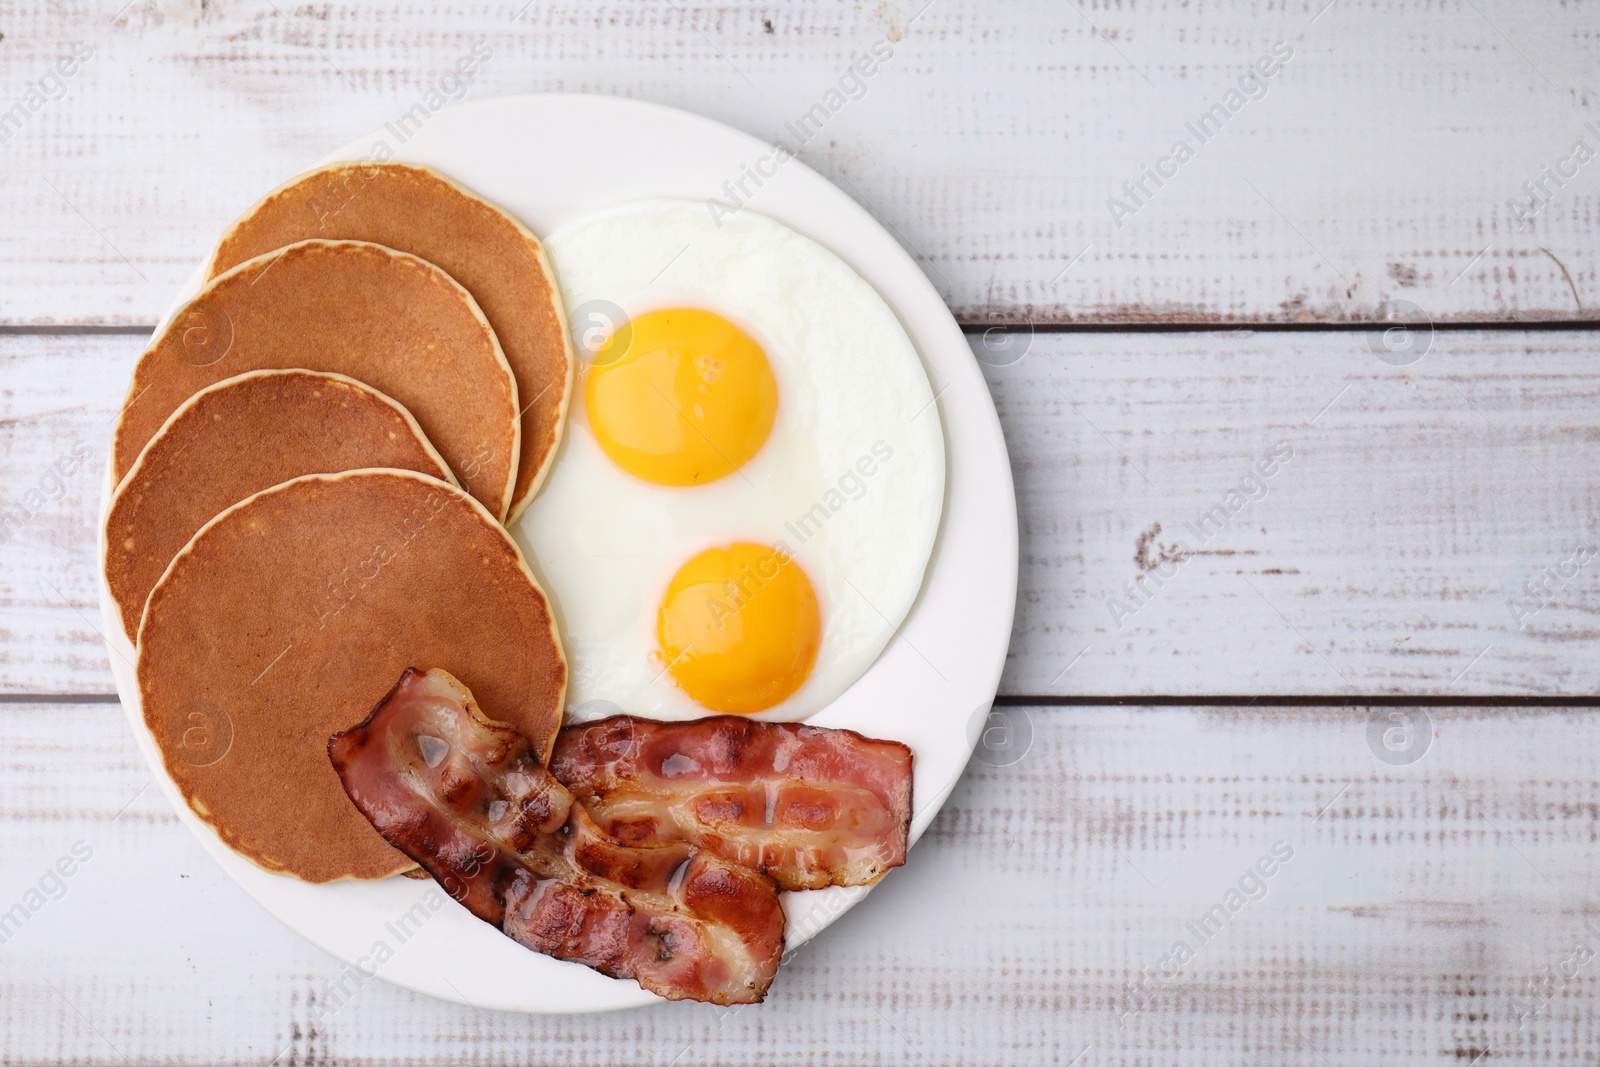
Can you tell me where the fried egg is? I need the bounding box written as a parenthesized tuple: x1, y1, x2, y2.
(516, 200, 944, 722)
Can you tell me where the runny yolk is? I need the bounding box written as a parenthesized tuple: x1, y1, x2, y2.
(585, 308, 778, 486)
(657, 542, 821, 715)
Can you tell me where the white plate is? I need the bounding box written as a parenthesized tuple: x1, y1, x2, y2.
(99, 94, 1018, 1014)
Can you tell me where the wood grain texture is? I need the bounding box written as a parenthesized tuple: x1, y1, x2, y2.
(3, 700, 1598, 1065)
(1, 0, 1596, 326)
(984, 327, 1600, 697)
(9, 329, 1600, 698)
(0, 333, 126, 694)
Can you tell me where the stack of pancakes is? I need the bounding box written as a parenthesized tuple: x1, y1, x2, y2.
(105, 163, 573, 883)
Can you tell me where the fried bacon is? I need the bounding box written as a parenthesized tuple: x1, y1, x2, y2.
(329, 669, 784, 1004)
(550, 715, 914, 891)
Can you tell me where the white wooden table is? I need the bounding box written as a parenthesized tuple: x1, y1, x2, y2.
(4, 2, 1600, 1063)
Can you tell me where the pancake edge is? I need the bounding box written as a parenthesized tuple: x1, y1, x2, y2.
(112, 238, 522, 521)
(204, 160, 574, 520)
(134, 467, 569, 881)
(104, 368, 460, 644)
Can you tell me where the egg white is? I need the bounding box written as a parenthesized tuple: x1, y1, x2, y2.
(516, 200, 945, 723)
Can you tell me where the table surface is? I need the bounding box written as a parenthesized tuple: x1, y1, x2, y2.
(4, 2, 1600, 1064)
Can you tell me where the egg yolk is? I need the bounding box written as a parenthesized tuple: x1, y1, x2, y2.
(657, 542, 821, 715)
(585, 308, 778, 486)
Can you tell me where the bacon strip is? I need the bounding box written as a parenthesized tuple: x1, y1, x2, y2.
(550, 715, 914, 891)
(329, 669, 784, 1004)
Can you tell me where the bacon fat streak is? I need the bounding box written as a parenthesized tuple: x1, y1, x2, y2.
(551, 715, 914, 891)
(329, 668, 785, 1004)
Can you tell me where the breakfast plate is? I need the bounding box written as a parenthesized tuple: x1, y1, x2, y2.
(98, 94, 1017, 1013)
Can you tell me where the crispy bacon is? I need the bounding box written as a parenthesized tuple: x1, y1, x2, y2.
(329, 669, 784, 1004)
(550, 716, 914, 891)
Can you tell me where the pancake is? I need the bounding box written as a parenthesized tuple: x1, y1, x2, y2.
(105, 369, 455, 643)
(207, 162, 574, 521)
(112, 239, 519, 519)
(136, 469, 567, 883)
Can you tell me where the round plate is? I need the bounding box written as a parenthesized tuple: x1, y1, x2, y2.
(99, 94, 1018, 1013)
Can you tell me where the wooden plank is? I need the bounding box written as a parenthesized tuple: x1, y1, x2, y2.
(0, 0, 1596, 326)
(986, 327, 1600, 697)
(9, 328, 1600, 697)
(3, 700, 1599, 1064)
(0, 333, 129, 694)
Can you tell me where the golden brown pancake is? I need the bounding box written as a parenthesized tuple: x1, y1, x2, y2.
(136, 469, 566, 883)
(112, 239, 519, 519)
(105, 369, 455, 643)
(207, 162, 574, 521)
